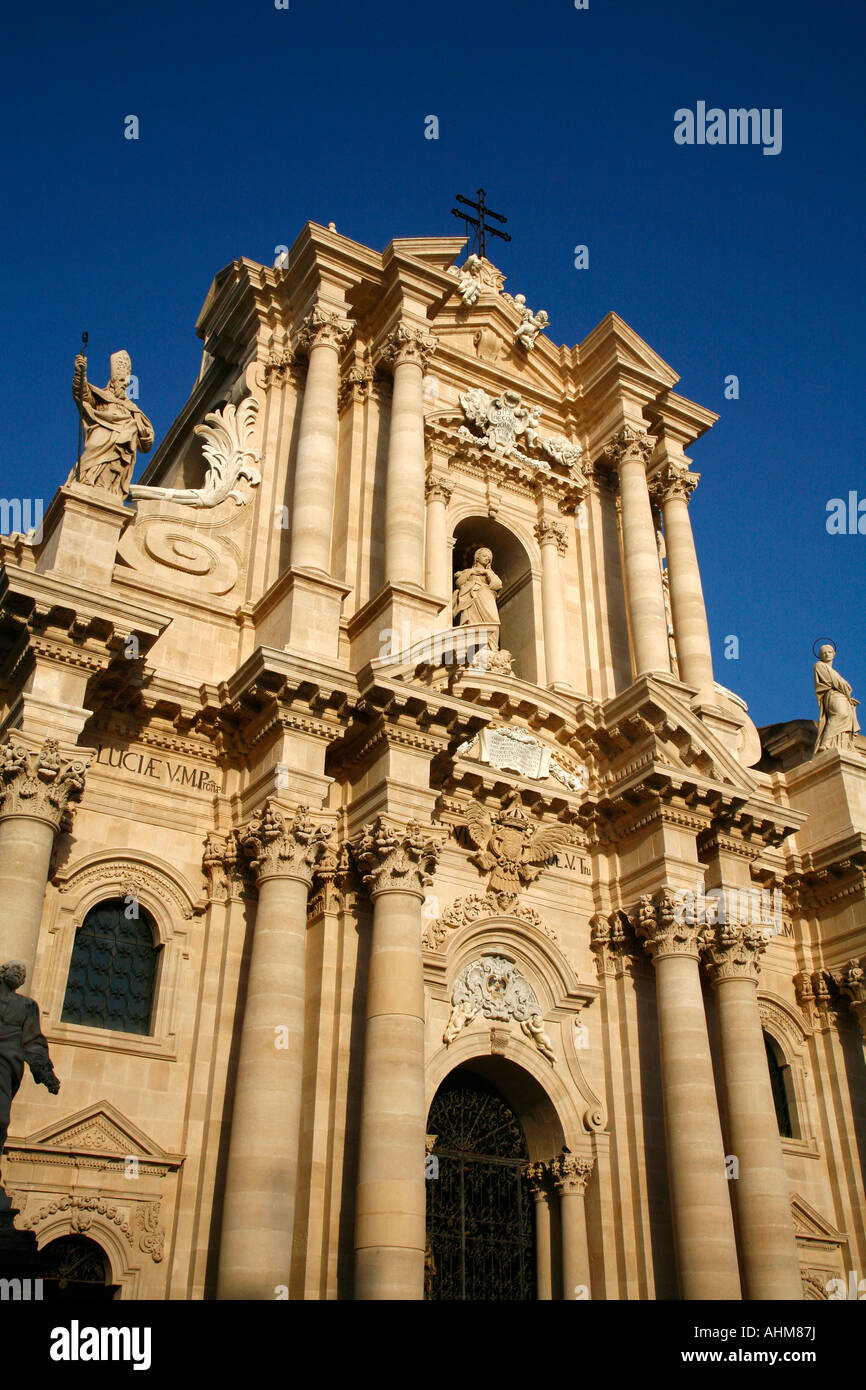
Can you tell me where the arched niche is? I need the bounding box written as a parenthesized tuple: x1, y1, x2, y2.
(451, 515, 538, 682)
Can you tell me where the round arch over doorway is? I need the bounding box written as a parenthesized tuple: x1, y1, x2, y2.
(425, 1066, 535, 1300)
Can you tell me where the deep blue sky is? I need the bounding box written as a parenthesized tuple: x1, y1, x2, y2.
(1, 0, 863, 728)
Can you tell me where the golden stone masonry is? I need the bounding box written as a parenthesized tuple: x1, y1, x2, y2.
(0, 223, 863, 1300)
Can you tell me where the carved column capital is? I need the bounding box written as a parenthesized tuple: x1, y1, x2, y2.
(0, 738, 87, 830)
(350, 816, 443, 899)
(380, 323, 437, 371)
(534, 518, 569, 555)
(550, 1153, 594, 1195)
(523, 1160, 552, 1196)
(648, 464, 699, 506)
(590, 910, 638, 977)
(240, 800, 338, 887)
(294, 305, 353, 356)
(202, 829, 248, 901)
(702, 922, 767, 985)
(635, 888, 706, 962)
(425, 475, 454, 504)
(602, 425, 653, 470)
(836, 958, 866, 1035)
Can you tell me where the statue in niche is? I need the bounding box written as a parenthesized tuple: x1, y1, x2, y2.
(813, 644, 861, 754)
(71, 349, 154, 497)
(0, 962, 59, 1203)
(452, 545, 502, 649)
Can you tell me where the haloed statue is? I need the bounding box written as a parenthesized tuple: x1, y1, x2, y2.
(813, 644, 861, 755)
(70, 349, 154, 496)
(0, 961, 60, 1201)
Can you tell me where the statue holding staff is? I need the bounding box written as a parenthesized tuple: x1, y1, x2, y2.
(813, 643, 861, 754)
(70, 349, 154, 497)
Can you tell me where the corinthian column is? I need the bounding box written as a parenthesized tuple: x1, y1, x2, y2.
(381, 325, 437, 589)
(604, 428, 670, 677)
(351, 817, 443, 1299)
(535, 519, 569, 688)
(636, 891, 741, 1299)
(550, 1153, 594, 1299)
(703, 923, 803, 1299)
(290, 306, 353, 574)
(424, 475, 453, 601)
(524, 1161, 554, 1300)
(217, 801, 336, 1299)
(650, 466, 715, 701)
(0, 739, 86, 975)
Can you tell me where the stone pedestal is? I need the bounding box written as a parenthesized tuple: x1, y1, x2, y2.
(351, 818, 442, 1300)
(35, 482, 131, 586)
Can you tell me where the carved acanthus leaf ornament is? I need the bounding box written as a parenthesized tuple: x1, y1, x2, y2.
(351, 817, 443, 897)
(0, 738, 87, 828)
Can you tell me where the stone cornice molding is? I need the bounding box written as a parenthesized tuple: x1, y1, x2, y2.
(550, 1152, 594, 1195)
(240, 799, 338, 886)
(379, 322, 437, 371)
(702, 921, 767, 984)
(534, 518, 569, 555)
(648, 464, 699, 506)
(0, 737, 87, 829)
(602, 425, 653, 470)
(294, 305, 354, 356)
(635, 888, 706, 961)
(350, 816, 443, 899)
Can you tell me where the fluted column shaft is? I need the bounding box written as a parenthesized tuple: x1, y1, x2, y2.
(290, 307, 352, 574)
(424, 476, 453, 601)
(382, 326, 436, 589)
(605, 428, 670, 677)
(637, 893, 741, 1299)
(654, 467, 715, 698)
(705, 925, 803, 1299)
(551, 1154, 593, 1298)
(352, 818, 442, 1300)
(535, 520, 569, 688)
(0, 739, 86, 975)
(217, 803, 335, 1299)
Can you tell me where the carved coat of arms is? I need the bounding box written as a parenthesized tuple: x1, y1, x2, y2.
(463, 792, 574, 895)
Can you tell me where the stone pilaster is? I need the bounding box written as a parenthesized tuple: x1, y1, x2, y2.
(0, 738, 87, 972)
(380, 325, 437, 590)
(289, 305, 353, 575)
(650, 464, 715, 702)
(351, 816, 443, 1300)
(534, 518, 569, 689)
(217, 801, 337, 1299)
(636, 889, 741, 1299)
(550, 1153, 594, 1298)
(702, 922, 803, 1299)
(603, 427, 670, 678)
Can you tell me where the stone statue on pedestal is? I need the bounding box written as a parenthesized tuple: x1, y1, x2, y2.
(0, 962, 59, 1196)
(71, 350, 154, 497)
(452, 545, 502, 649)
(813, 645, 861, 754)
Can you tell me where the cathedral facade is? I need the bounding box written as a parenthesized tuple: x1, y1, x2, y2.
(0, 223, 863, 1300)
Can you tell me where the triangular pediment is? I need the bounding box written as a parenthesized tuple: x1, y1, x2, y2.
(578, 311, 680, 391)
(20, 1102, 176, 1163)
(433, 307, 567, 398)
(790, 1194, 846, 1244)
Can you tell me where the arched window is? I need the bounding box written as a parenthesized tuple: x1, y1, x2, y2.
(62, 898, 160, 1035)
(764, 1032, 794, 1138)
(40, 1235, 119, 1300)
